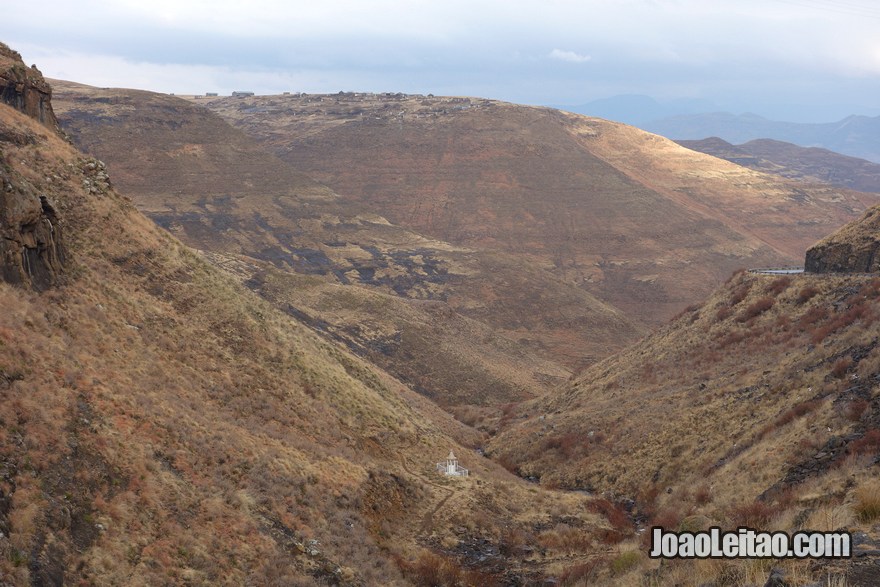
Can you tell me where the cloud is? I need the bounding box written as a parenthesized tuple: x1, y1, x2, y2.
(4, 0, 880, 119)
(548, 49, 591, 63)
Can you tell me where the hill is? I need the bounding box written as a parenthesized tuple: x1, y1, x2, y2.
(489, 208, 880, 583)
(806, 205, 880, 274)
(8, 43, 880, 585)
(189, 92, 878, 326)
(679, 137, 880, 194)
(0, 43, 626, 585)
(645, 112, 880, 163)
(51, 80, 644, 408)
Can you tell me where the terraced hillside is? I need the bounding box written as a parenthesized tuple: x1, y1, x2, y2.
(52, 81, 643, 408)
(0, 44, 621, 585)
(193, 92, 879, 325)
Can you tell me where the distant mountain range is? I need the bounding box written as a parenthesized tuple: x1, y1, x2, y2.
(556, 94, 719, 127)
(559, 95, 880, 163)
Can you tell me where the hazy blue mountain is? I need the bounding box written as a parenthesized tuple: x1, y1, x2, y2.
(646, 112, 880, 163)
(555, 94, 880, 163)
(554, 94, 718, 126)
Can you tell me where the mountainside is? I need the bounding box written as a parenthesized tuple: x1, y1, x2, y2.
(190, 92, 878, 326)
(51, 80, 644, 408)
(806, 205, 880, 274)
(0, 44, 64, 290)
(679, 137, 880, 194)
(7, 42, 880, 585)
(489, 208, 880, 583)
(0, 47, 620, 585)
(645, 112, 880, 163)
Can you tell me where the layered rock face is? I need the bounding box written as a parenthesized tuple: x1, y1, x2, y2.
(0, 42, 58, 128)
(805, 205, 880, 273)
(0, 42, 65, 289)
(0, 176, 65, 289)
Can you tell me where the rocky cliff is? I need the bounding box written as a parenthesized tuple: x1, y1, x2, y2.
(0, 42, 65, 288)
(805, 205, 880, 273)
(0, 42, 58, 128)
(0, 170, 65, 289)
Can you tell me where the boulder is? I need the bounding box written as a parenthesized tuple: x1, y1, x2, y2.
(0, 181, 65, 290)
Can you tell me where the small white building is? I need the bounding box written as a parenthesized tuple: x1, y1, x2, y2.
(437, 450, 468, 477)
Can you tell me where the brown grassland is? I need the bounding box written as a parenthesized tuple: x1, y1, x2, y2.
(191, 91, 879, 326)
(50, 80, 644, 410)
(0, 45, 875, 584)
(0, 98, 630, 584)
(491, 265, 880, 584)
(679, 137, 880, 194)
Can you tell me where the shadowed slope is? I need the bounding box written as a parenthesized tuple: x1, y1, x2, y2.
(806, 205, 880, 274)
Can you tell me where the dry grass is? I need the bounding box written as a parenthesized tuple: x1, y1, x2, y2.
(0, 101, 624, 584)
(15, 66, 880, 585)
(806, 504, 854, 531)
(191, 90, 876, 336)
(396, 551, 500, 587)
(489, 267, 880, 585)
(51, 79, 645, 406)
(849, 429, 880, 456)
(853, 481, 880, 523)
(738, 296, 774, 322)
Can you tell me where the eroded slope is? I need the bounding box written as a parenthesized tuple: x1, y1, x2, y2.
(806, 205, 880, 274)
(0, 83, 618, 585)
(51, 81, 643, 400)
(194, 92, 877, 324)
(489, 231, 880, 583)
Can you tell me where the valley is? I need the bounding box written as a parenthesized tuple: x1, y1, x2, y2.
(0, 43, 623, 586)
(50, 81, 643, 413)
(1, 38, 879, 585)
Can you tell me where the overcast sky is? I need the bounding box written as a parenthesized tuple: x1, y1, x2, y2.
(4, 0, 880, 122)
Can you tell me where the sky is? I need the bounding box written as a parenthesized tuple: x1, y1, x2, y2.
(4, 0, 880, 122)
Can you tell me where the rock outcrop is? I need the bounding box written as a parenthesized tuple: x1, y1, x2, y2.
(805, 205, 880, 273)
(0, 42, 58, 128)
(0, 42, 65, 289)
(0, 174, 65, 290)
